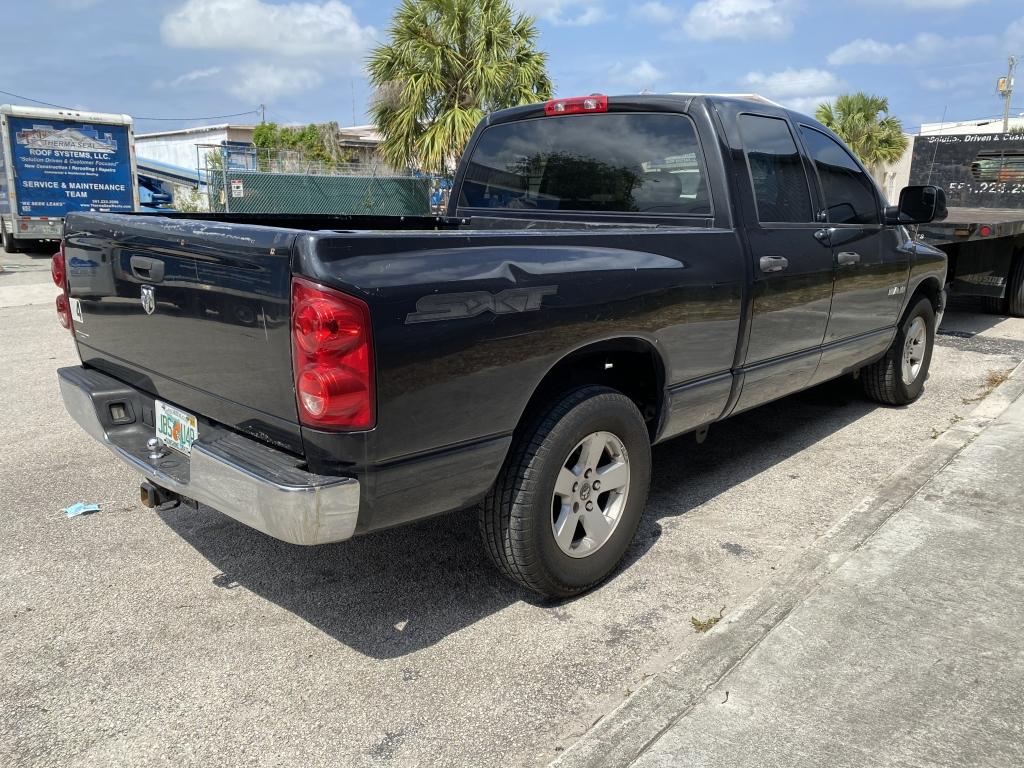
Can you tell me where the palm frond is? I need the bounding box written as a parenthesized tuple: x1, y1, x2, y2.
(367, 0, 552, 175)
(815, 91, 907, 169)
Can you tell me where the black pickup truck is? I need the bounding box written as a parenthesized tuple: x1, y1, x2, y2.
(56, 94, 947, 598)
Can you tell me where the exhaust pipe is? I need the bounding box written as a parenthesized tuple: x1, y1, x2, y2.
(139, 480, 180, 509)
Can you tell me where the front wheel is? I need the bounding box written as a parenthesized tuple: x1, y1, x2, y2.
(862, 296, 936, 406)
(479, 386, 652, 598)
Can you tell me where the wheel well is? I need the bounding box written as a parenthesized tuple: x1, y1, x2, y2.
(518, 339, 665, 442)
(909, 277, 942, 317)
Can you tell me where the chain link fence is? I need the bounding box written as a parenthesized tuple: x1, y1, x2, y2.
(198, 144, 441, 216)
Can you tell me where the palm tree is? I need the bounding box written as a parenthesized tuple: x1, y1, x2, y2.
(367, 0, 552, 176)
(816, 93, 908, 176)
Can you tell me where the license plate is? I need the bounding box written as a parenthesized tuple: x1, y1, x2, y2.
(155, 400, 198, 456)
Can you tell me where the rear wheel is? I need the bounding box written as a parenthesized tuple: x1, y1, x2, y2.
(980, 295, 1006, 315)
(1, 224, 22, 254)
(1006, 251, 1024, 318)
(862, 296, 936, 406)
(479, 386, 651, 598)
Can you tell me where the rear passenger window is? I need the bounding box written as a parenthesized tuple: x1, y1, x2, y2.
(800, 127, 879, 225)
(738, 114, 813, 223)
(459, 113, 711, 216)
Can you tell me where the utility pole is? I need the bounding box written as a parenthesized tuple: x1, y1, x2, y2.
(999, 56, 1017, 133)
(259, 103, 266, 124)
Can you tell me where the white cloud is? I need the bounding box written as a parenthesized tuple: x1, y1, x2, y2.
(779, 96, 835, 115)
(827, 38, 899, 66)
(629, 1, 678, 23)
(827, 31, 997, 66)
(609, 60, 665, 89)
(162, 0, 375, 58)
(684, 0, 794, 41)
(227, 64, 323, 102)
(741, 68, 842, 115)
(163, 67, 224, 89)
(1003, 16, 1024, 50)
(919, 72, 986, 92)
(742, 68, 842, 98)
(513, 0, 607, 26)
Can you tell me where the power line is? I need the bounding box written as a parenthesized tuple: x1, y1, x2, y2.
(135, 110, 260, 122)
(0, 87, 259, 123)
(0, 87, 69, 109)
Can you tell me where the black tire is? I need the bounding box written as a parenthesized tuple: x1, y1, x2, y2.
(479, 386, 652, 598)
(1, 225, 22, 254)
(1006, 251, 1024, 318)
(862, 297, 936, 406)
(980, 295, 1006, 316)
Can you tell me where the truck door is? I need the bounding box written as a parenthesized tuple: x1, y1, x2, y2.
(733, 113, 835, 413)
(798, 125, 908, 344)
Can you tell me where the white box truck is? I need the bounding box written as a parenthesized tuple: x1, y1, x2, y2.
(0, 105, 138, 253)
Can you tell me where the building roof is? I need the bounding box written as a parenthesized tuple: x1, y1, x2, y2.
(136, 123, 257, 140)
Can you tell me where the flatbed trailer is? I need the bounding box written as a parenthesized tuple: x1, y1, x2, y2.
(916, 207, 1024, 316)
(908, 132, 1024, 316)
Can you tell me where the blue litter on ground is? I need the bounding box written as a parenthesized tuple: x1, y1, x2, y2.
(62, 502, 101, 518)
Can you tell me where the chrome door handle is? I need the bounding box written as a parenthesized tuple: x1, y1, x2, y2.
(759, 256, 789, 273)
(837, 251, 861, 266)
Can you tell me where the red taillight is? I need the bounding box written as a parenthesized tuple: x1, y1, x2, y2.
(54, 242, 72, 331)
(979, 224, 992, 238)
(544, 95, 608, 116)
(291, 277, 374, 430)
(51, 245, 65, 287)
(56, 293, 71, 329)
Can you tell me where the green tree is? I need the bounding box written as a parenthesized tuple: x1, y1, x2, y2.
(367, 0, 552, 176)
(252, 122, 355, 165)
(816, 93, 908, 175)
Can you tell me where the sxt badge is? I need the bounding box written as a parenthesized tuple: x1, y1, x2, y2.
(406, 286, 557, 324)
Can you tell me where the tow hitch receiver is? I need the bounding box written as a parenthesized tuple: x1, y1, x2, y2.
(140, 480, 182, 510)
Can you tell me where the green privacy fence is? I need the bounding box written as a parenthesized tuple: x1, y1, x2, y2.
(207, 170, 432, 216)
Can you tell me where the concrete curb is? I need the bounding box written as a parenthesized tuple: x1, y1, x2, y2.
(551, 360, 1024, 768)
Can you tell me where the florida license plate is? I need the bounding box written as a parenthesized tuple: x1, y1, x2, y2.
(155, 400, 198, 456)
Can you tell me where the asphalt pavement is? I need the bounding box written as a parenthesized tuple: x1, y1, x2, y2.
(2, 251, 1024, 767)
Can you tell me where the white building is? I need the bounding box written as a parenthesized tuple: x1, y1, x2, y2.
(135, 124, 256, 171)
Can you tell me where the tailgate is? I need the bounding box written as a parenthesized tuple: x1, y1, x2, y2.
(64, 213, 303, 454)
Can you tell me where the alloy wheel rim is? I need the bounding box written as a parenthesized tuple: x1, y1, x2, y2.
(901, 316, 927, 385)
(551, 431, 630, 559)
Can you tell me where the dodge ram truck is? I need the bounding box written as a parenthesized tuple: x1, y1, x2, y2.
(56, 94, 948, 598)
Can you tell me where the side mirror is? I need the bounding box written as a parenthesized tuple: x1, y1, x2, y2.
(884, 185, 948, 225)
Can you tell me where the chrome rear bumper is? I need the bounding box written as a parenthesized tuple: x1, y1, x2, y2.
(58, 366, 360, 545)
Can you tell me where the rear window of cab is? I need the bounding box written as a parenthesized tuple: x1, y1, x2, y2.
(459, 113, 711, 216)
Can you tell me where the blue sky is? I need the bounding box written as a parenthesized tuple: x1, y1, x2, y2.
(4, 0, 1022, 135)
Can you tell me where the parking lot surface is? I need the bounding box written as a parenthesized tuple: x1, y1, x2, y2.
(3, 254, 1023, 767)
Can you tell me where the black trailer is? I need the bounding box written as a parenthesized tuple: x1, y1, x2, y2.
(909, 131, 1024, 315)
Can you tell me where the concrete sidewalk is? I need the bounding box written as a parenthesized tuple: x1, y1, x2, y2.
(555, 368, 1024, 768)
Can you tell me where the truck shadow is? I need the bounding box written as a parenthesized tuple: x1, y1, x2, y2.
(941, 299, 1016, 336)
(157, 375, 875, 660)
